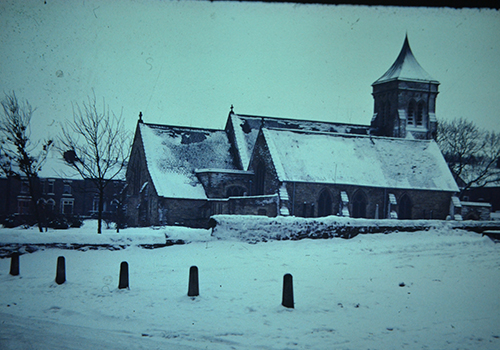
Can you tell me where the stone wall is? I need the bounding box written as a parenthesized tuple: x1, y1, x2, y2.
(156, 197, 211, 228)
(211, 195, 279, 217)
(284, 182, 453, 220)
(130, 193, 279, 229)
(460, 201, 492, 221)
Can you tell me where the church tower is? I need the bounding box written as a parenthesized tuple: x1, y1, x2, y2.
(371, 35, 439, 140)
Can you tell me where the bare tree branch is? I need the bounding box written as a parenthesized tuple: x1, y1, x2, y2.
(58, 93, 131, 233)
(437, 118, 500, 197)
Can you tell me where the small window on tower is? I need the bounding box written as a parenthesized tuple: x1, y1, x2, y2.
(416, 102, 424, 126)
(408, 101, 416, 125)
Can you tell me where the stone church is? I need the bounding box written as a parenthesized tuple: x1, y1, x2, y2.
(126, 36, 459, 228)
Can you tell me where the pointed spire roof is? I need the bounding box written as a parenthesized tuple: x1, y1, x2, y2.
(373, 35, 438, 85)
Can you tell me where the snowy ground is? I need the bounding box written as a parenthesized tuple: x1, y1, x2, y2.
(1, 220, 499, 349)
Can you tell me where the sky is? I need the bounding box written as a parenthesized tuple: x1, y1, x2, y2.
(0, 0, 499, 143)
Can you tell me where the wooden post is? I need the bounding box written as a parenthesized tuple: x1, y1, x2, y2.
(187, 266, 199, 297)
(282, 273, 294, 308)
(118, 261, 129, 289)
(9, 253, 20, 276)
(55, 256, 66, 285)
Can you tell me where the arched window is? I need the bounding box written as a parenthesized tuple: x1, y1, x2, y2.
(255, 161, 265, 195)
(317, 190, 333, 217)
(379, 102, 385, 125)
(416, 102, 424, 126)
(378, 101, 389, 127)
(408, 100, 416, 125)
(399, 194, 412, 220)
(352, 190, 367, 218)
(46, 199, 56, 213)
(226, 186, 246, 197)
(384, 101, 391, 125)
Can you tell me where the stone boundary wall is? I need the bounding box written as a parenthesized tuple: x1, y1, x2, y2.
(210, 215, 500, 242)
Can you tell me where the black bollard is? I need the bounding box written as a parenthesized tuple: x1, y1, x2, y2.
(118, 261, 129, 289)
(10, 253, 20, 276)
(187, 266, 199, 297)
(282, 273, 294, 308)
(55, 256, 66, 285)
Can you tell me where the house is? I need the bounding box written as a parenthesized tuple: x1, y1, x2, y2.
(0, 154, 126, 227)
(125, 35, 459, 228)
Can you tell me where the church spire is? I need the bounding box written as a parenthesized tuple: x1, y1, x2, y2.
(370, 34, 439, 140)
(373, 34, 437, 85)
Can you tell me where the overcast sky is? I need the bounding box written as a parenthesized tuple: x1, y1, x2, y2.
(1, 0, 499, 142)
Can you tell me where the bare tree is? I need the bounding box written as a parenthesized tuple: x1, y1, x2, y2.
(59, 94, 130, 233)
(0, 92, 52, 232)
(437, 118, 500, 196)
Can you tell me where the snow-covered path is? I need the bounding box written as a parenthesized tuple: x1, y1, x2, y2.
(1, 227, 499, 349)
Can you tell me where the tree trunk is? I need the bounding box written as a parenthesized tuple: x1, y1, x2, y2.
(97, 186, 104, 234)
(28, 176, 43, 233)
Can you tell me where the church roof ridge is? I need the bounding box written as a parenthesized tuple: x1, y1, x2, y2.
(373, 34, 439, 85)
(262, 125, 433, 144)
(234, 113, 370, 129)
(142, 121, 223, 133)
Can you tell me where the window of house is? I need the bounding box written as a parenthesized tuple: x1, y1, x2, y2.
(20, 180, 29, 194)
(226, 186, 246, 197)
(317, 190, 333, 217)
(47, 180, 55, 194)
(63, 182, 72, 196)
(408, 100, 416, 125)
(92, 196, 99, 213)
(40, 179, 46, 194)
(46, 199, 56, 213)
(17, 199, 31, 215)
(61, 199, 74, 215)
(352, 191, 367, 218)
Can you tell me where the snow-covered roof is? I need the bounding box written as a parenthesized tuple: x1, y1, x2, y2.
(262, 128, 459, 192)
(140, 123, 237, 199)
(373, 35, 438, 85)
(229, 113, 370, 170)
